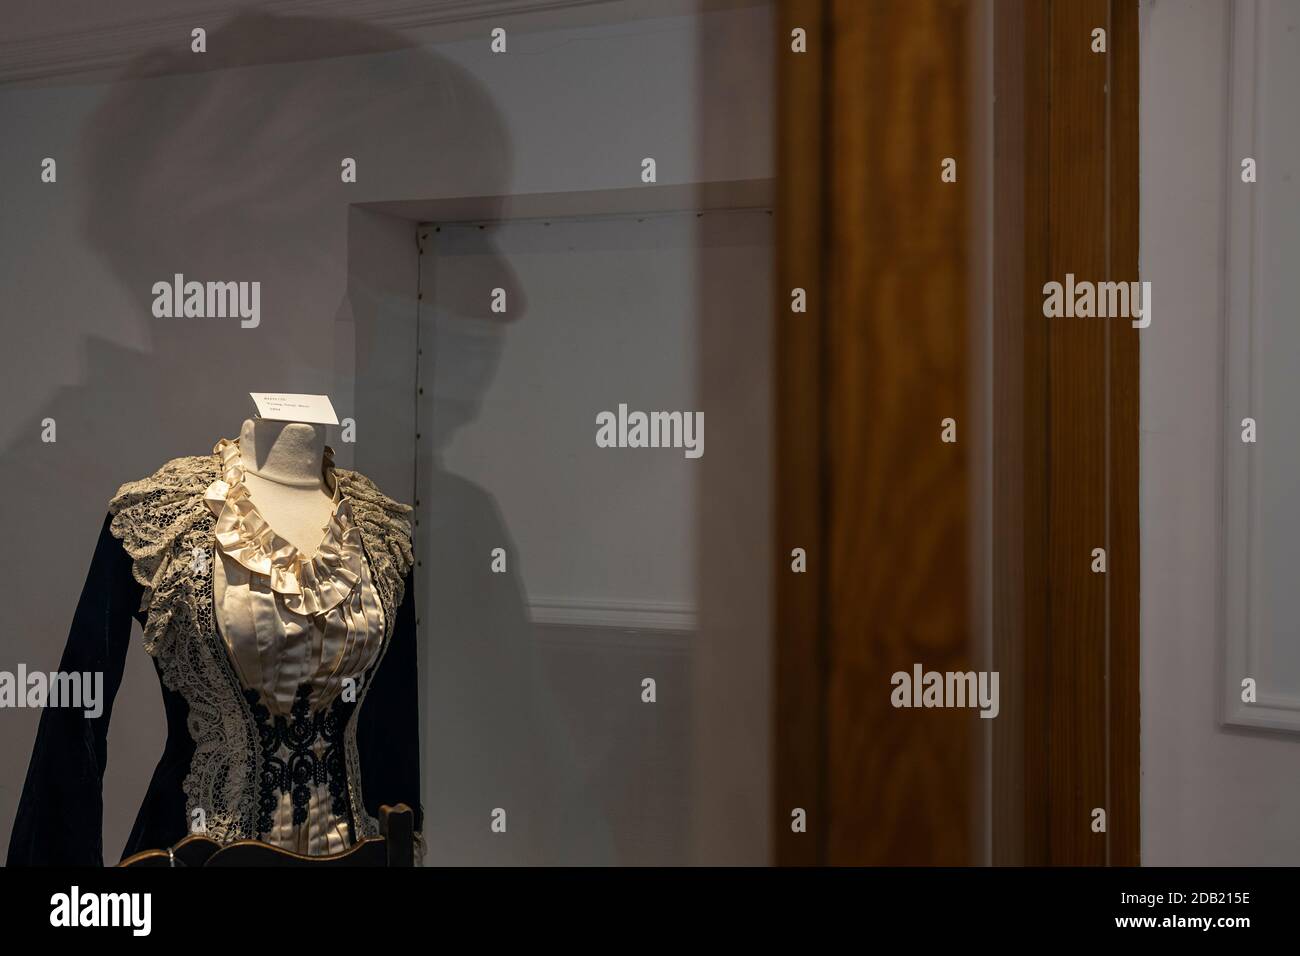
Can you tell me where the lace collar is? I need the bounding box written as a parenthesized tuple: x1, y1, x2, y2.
(203, 437, 364, 616)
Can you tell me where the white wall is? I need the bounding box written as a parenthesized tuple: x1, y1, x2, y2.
(432, 214, 700, 617)
(1140, 0, 1300, 865)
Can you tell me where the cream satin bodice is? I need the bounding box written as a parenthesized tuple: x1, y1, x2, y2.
(203, 437, 387, 855)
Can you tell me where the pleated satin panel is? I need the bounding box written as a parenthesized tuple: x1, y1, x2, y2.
(204, 438, 387, 856)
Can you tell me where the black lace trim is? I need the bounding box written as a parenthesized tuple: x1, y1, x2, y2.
(244, 684, 354, 835)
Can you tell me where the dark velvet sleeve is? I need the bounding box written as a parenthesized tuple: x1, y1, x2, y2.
(6, 511, 143, 867)
(356, 566, 423, 846)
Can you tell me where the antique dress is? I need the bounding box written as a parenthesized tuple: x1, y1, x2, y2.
(6, 437, 422, 865)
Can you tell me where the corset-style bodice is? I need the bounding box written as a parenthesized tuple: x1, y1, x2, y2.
(205, 438, 387, 855)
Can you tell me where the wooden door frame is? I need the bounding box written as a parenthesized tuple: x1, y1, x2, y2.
(774, 0, 1140, 866)
(990, 0, 1140, 866)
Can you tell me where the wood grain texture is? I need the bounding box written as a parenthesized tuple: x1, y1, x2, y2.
(775, 0, 975, 866)
(1046, 0, 1141, 866)
(1047, 0, 1110, 867)
(776, 0, 1137, 866)
(991, 0, 1140, 866)
(823, 0, 973, 866)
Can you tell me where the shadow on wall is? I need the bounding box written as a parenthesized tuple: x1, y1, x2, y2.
(2, 9, 602, 863)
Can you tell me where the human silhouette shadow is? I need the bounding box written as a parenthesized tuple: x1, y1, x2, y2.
(0, 9, 607, 864)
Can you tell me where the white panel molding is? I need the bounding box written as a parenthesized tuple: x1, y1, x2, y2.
(528, 595, 696, 633)
(531, 621, 693, 654)
(1220, 0, 1299, 731)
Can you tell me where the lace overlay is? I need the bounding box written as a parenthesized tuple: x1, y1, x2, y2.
(107, 447, 416, 855)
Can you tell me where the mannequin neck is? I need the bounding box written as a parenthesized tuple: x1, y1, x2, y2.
(238, 418, 328, 488)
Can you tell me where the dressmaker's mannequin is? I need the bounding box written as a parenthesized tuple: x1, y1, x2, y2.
(237, 417, 336, 554)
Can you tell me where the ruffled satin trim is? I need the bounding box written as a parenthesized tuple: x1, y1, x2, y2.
(204, 437, 364, 616)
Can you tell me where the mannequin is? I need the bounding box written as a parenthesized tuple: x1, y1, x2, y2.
(236, 417, 337, 554)
(7, 415, 422, 866)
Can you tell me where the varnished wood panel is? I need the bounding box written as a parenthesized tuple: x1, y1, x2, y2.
(776, 0, 1137, 867)
(1047, 0, 1110, 867)
(823, 0, 973, 865)
(1045, 0, 1141, 866)
(991, 0, 1141, 866)
(776, 0, 975, 866)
